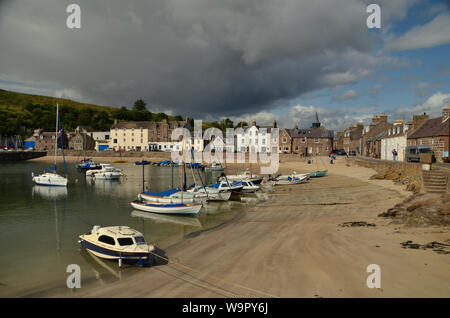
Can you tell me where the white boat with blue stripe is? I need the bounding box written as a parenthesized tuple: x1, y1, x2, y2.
(79, 225, 155, 267)
(130, 200, 202, 215)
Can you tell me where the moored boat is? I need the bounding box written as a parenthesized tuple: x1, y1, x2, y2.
(130, 200, 202, 215)
(309, 170, 328, 178)
(78, 225, 155, 267)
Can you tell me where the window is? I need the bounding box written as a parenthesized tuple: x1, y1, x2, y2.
(301, 138, 306, 143)
(134, 236, 146, 245)
(123, 138, 126, 142)
(132, 138, 134, 142)
(98, 235, 115, 245)
(282, 138, 287, 143)
(117, 237, 134, 246)
(113, 139, 117, 143)
(105, 135, 109, 139)
(295, 146, 299, 150)
(314, 138, 319, 143)
(284, 146, 289, 151)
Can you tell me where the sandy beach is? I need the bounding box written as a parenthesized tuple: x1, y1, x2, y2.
(32, 155, 450, 298)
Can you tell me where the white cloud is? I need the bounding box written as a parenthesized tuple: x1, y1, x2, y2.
(333, 89, 358, 101)
(386, 13, 450, 51)
(393, 92, 450, 119)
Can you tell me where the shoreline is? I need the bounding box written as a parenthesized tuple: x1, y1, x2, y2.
(30, 157, 450, 297)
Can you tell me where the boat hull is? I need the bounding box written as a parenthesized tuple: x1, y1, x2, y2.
(79, 238, 151, 265)
(309, 170, 328, 178)
(131, 201, 202, 215)
(32, 173, 68, 187)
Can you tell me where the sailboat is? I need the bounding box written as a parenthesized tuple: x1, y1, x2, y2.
(32, 103, 68, 187)
(131, 140, 203, 215)
(308, 150, 327, 178)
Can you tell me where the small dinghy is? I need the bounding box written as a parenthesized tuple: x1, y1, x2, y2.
(274, 174, 309, 185)
(130, 200, 202, 216)
(78, 225, 155, 267)
(308, 170, 327, 178)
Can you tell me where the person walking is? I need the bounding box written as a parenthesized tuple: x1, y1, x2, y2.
(392, 149, 398, 163)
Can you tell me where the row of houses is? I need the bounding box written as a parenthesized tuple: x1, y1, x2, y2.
(25, 112, 335, 155)
(335, 105, 450, 163)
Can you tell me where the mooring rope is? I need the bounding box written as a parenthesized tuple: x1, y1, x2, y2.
(148, 250, 279, 298)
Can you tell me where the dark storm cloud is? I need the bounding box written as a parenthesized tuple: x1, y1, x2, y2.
(0, 0, 406, 117)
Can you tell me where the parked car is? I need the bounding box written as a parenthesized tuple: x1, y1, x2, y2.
(349, 150, 357, 156)
(331, 149, 347, 156)
(405, 145, 435, 162)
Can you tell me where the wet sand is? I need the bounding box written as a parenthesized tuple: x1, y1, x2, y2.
(34, 156, 450, 297)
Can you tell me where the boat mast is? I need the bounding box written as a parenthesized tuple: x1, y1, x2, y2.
(55, 103, 59, 168)
(181, 139, 185, 204)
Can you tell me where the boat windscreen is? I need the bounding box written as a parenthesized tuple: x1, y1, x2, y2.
(134, 236, 146, 245)
(117, 237, 134, 246)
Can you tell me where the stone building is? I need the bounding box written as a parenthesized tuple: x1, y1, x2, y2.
(361, 113, 392, 158)
(289, 112, 334, 156)
(68, 132, 95, 151)
(342, 124, 363, 154)
(279, 128, 293, 153)
(109, 118, 192, 151)
(236, 120, 278, 153)
(407, 106, 450, 163)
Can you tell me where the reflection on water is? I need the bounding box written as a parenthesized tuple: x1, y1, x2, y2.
(32, 185, 68, 200)
(131, 210, 202, 228)
(0, 162, 266, 297)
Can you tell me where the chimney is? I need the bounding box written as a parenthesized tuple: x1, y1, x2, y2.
(272, 120, 277, 128)
(412, 113, 429, 129)
(252, 120, 256, 127)
(379, 113, 388, 122)
(185, 116, 189, 123)
(114, 119, 117, 125)
(443, 105, 450, 122)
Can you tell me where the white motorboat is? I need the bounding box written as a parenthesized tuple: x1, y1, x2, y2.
(187, 185, 232, 201)
(205, 162, 225, 171)
(130, 200, 202, 215)
(85, 163, 112, 176)
(92, 166, 123, 180)
(276, 171, 310, 181)
(221, 169, 263, 185)
(32, 103, 68, 187)
(78, 225, 155, 267)
(209, 180, 244, 193)
(240, 180, 260, 193)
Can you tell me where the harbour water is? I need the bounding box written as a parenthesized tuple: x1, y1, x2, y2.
(0, 161, 264, 297)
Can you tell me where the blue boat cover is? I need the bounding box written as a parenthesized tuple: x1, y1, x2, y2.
(142, 188, 180, 197)
(145, 203, 186, 207)
(232, 181, 242, 186)
(211, 182, 220, 188)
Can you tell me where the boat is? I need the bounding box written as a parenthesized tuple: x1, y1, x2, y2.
(222, 169, 263, 185)
(276, 172, 310, 181)
(308, 170, 328, 178)
(130, 200, 202, 216)
(86, 163, 112, 176)
(78, 225, 155, 267)
(77, 158, 102, 173)
(90, 166, 123, 180)
(209, 180, 244, 193)
(132, 139, 203, 215)
(187, 185, 232, 201)
(273, 174, 309, 185)
(240, 180, 260, 193)
(138, 189, 205, 204)
(31, 103, 68, 187)
(131, 210, 202, 227)
(205, 162, 225, 171)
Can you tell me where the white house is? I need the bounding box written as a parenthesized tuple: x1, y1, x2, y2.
(381, 120, 412, 161)
(235, 120, 277, 153)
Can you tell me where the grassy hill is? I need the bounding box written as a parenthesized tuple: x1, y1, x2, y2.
(0, 89, 116, 113)
(0, 89, 235, 138)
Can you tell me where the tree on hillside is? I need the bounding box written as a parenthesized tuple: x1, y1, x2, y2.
(133, 99, 147, 111)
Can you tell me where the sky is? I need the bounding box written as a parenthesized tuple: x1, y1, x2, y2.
(1, 0, 450, 131)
